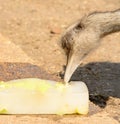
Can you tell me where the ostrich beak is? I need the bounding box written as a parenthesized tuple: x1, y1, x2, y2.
(64, 53, 81, 83)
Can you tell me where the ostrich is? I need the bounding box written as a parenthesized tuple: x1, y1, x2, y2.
(60, 9, 120, 83)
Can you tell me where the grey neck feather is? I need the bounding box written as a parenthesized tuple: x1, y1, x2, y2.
(81, 9, 120, 37)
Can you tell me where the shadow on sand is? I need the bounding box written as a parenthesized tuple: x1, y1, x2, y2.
(0, 62, 58, 81)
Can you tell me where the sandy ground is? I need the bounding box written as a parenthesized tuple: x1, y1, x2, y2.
(0, 0, 120, 124)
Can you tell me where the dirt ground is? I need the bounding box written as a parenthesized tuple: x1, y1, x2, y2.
(0, 0, 120, 124)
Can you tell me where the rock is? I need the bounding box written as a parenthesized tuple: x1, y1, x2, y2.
(50, 27, 61, 34)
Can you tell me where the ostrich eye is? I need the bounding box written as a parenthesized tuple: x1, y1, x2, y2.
(73, 22, 84, 32)
(75, 23, 82, 30)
